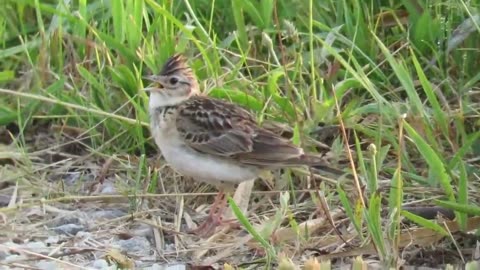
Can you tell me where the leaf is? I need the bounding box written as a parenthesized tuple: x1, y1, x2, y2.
(0, 106, 17, 126)
(260, 191, 289, 240)
(227, 196, 276, 258)
(401, 210, 449, 236)
(334, 78, 361, 98)
(435, 200, 480, 217)
(110, 0, 125, 43)
(267, 70, 284, 96)
(0, 70, 14, 82)
(109, 65, 137, 98)
(364, 192, 386, 259)
(77, 65, 107, 110)
(373, 34, 424, 117)
(125, 0, 143, 49)
(388, 168, 403, 242)
(410, 49, 449, 136)
(260, 0, 274, 29)
(241, 0, 265, 28)
(270, 94, 297, 119)
(208, 87, 263, 112)
(403, 120, 455, 201)
(231, 0, 248, 51)
(411, 11, 439, 53)
(337, 185, 363, 237)
(457, 163, 468, 230)
(105, 249, 134, 269)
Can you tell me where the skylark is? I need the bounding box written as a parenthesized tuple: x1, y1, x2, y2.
(144, 54, 342, 236)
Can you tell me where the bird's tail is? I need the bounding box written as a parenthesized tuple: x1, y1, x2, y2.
(284, 154, 346, 176)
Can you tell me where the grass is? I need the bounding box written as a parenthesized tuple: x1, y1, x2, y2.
(1, 0, 480, 268)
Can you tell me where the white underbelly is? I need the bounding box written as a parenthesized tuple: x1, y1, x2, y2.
(155, 134, 259, 184)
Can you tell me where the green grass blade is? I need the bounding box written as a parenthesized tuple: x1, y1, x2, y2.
(372, 32, 424, 117)
(208, 87, 263, 112)
(403, 120, 455, 201)
(435, 200, 480, 217)
(337, 185, 363, 238)
(241, 0, 264, 28)
(77, 65, 108, 111)
(0, 106, 18, 126)
(231, 0, 248, 51)
(260, 0, 273, 28)
(227, 196, 276, 258)
(456, 163, 468, 230)
(364, 192, 386, 260)
(410, 48, 449, 136)
(126, 0, 143, 49)
(73, 0, 87, 56)
(448, 131, 480, 170)
(111, 0, 125, 43)
(401, 210, 449, 236)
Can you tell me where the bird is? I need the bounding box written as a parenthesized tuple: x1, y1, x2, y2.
(143, 54, 343, 236)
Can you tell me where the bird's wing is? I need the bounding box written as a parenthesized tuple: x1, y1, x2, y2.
(176, 96, 309, 167)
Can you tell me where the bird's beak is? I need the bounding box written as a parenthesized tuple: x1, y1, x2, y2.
(142, 75, 164, 92)
(143, 75, 161, 82)
(143, 87, 155, 92)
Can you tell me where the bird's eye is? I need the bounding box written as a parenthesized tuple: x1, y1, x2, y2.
(169, 77, 179, 85)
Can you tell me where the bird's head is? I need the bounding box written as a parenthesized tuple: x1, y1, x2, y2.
(144, 54, 199, 109)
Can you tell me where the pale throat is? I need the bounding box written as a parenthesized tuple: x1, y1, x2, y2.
(148, 92, 189, 110)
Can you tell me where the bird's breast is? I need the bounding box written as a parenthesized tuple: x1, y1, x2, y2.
(149, 106, 179, 150)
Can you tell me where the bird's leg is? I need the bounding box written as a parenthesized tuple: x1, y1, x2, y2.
(189, 182, 247, 237)
(208, 189, 226, 222)
(189, 189, 226, 237)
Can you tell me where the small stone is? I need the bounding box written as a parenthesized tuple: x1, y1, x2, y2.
(25, 241, 49, 253)
(36, 260, 59, 270)
(5, 254, 24, 263)
(114, 236, 152, 257)
(25, 241, 46, 249)
(130, 223, 153, 239)
(92, 259, 110, 269)
(53, 224, 85, 235)
(144, 263, 164, 270)
(53, 213, 84, 226)
(90, 209, 126, 220)
(164, 243, 176, 252)
(166, 264, 187, 270)
(100, 182, 116, 194)
(75, 231, 91, 238)
(45, 235, 60, 245)
(63, 171, 81, 186)
(144, 264, 187, 270)
(0, 250, 8, 261)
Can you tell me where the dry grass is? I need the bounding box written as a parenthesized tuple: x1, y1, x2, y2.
(1, 126, 479, 269)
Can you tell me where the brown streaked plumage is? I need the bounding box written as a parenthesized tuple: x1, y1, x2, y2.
(144, 53, 343, 236)
(175, 95, 339, 170)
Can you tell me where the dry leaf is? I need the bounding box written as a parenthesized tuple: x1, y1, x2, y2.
(304, 257, 321, 270)
(105, 249, 134, 269)
(278, 253, 298, 270)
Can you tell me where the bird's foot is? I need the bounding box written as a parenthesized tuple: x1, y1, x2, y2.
(188, 189, 241, 237)
(188, 213, 223, 238)
(188, 215, 240, 238)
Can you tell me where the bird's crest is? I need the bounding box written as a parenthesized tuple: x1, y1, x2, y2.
(160, 54, 191, 76)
